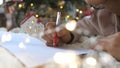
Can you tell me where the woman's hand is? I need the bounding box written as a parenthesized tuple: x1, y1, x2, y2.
(42, 22, 72, 47)
(93, 32, 120, 61)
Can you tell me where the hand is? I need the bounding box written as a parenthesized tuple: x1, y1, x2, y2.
(93, 32, 120, 61)
(42, 22, 72, 47)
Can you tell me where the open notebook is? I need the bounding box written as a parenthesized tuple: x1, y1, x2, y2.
(0, 31, 91, 68)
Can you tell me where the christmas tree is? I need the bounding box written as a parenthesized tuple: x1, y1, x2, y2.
(5, 0, 90, 26)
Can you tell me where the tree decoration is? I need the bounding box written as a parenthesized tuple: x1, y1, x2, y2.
(4, 0, 88, 26)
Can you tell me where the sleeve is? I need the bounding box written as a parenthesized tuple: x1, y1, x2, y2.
(70, 11, 99, 43)
(71, 9, 115, 43)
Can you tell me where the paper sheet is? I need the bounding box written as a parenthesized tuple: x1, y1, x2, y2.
(0, 31, 91, 67)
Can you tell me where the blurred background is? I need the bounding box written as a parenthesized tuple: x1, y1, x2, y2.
(0, 0, 93, 30)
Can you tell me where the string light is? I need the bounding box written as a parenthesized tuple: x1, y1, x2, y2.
(76, 17, 79, 20)
(30, 3, 34, 7)
(76, 9, 79, 12)
(60, 5, 63, 9)
(32, 20, 35, 23)
(18, 4, 23, 8)
(66, 15, 70, 19)
(79, 10, 83, 14)
(35, 14, 39, 18)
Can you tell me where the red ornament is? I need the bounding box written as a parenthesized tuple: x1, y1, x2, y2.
(83, 9, 93, 16)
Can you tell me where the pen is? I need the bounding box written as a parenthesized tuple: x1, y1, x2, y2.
(53, 12, 61, 47)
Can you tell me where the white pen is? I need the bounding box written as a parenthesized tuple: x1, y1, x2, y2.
(53, 12, 61, 47)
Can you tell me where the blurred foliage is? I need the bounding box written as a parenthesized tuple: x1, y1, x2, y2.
(5, 0, 88, 24)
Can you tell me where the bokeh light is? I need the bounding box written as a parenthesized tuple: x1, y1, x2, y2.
(65, 20, 77, 31)
(53, 52, 78, 65)
(0, 0, 3, 5)
(18, 42, 26, 49)
(85, 57, 97, 66)
(1, 33, 12, 43)
(24, 38, 30, 43)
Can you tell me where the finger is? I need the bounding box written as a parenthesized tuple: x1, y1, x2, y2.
(42, 34, 52, 42)
(46, 41, 53, 47)
(57, 28, 71, 43)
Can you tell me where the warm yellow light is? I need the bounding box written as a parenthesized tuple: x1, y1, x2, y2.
(60, 5, 63, 9)
(18, 4, 23, 8)
(30, 3, 34, 7)
(32, 20, 35, 23)
(85, 57, 97, 66)
(35, 14, 39, 18)
(66, 15, 70, 19)
(53, 52, 78, 65)
(76, 17, 79, 20)
(65, 20, 77, 31)
(79, 10, 83, 14)
(76, 9, 79, 12)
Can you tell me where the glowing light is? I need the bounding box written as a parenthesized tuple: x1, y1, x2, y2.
(1, 34, 12, 43)
(79, 10, 83, 14)
(66, 15, 70, 19)
(29, 26, 32, 29)
(18, 42, 26, 49)
(35, 14, 39, 18)
(76, 17, 79, 20)
(85, 57, 97, 66)
(65, 20, 77, 31)
(0, 0, 3, 5)
(32, 20, 35, 23)
(90, 7, 94, 11)
(76, 9, 79, 12)
(18, 4, 23, 8)
(53, 52, 77, 65)
(60, 5, 63, 9)
(30, 3, 34, 7)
